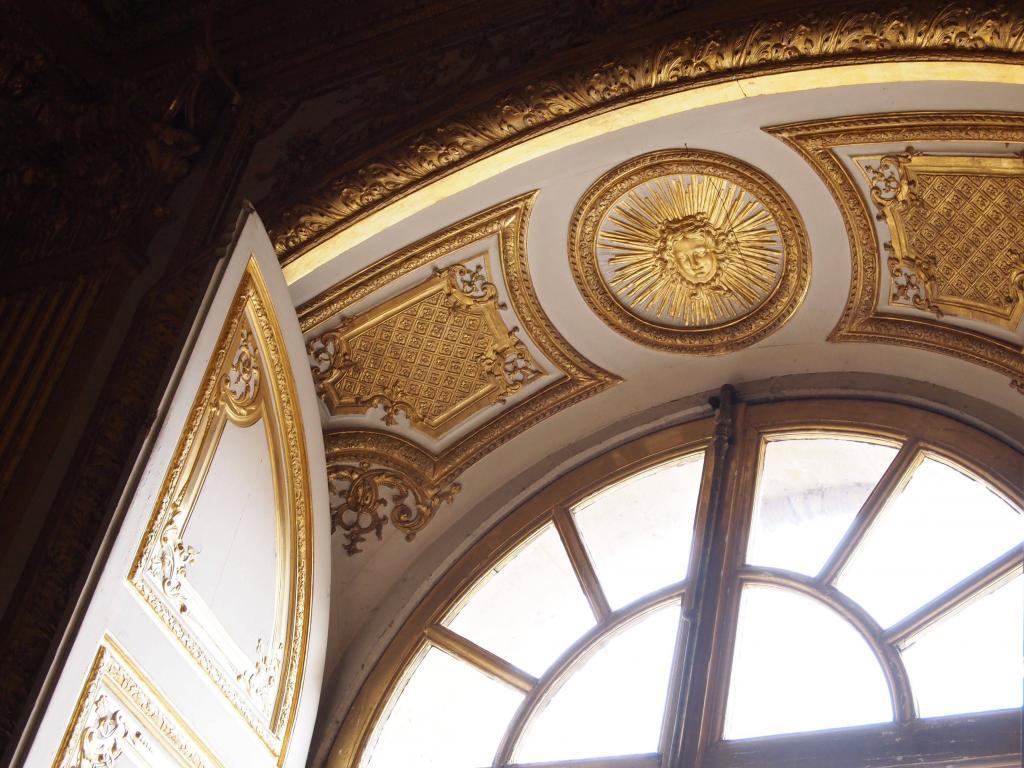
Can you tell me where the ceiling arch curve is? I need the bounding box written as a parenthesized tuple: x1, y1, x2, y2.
(261, 1, 1024, 280)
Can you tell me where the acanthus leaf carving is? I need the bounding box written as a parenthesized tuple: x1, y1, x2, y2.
(480, 328, 543, 399)
(224, 328, 261, 408)
(328, 460, 460, 555)
(237, 638, 284, 715)
(76, 692, 146, 768)
(148, 500, 198, 614)
(265, 2, 1024, 262)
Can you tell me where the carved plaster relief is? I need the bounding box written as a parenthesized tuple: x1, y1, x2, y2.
(53, 637, 221, 768)
(129, 259, 313, 757)
(299, 193, 619, 554)
(266, 2, 1024, 265)
(569, 149, 810, 353)
(768, 112, 1024, 394)
(860, 151, 1024, 329)
(308, 263, 543, 439)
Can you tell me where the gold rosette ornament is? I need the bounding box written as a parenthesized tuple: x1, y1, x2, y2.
(570, 149, 810, 353)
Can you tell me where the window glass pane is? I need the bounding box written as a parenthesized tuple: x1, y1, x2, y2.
(363, 647, 522, 768)
(445, 523, 595, 676)
(724, 585, 891, 739)
(573, 454, 704, 608)
(748, 436, 898, 576)
(514, 601, 681, 763)
(837, 457, 1024, 627)
(903, 575, 1023, 718)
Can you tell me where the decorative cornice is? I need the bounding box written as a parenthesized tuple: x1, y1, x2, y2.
(316, 193, 620, 552)
(267, 1, 1024, 262)
(767, 111, 1024, 393)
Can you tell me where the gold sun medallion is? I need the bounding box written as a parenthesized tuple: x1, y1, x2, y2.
(570, 150, 810, 353)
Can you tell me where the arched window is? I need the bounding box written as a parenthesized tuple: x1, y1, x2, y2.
(334, 398, 1023, 768)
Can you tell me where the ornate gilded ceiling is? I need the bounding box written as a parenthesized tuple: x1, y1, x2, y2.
(299, 194, 618, 553)
(298, 109, 1024, 560)
(770, 112, 1024, 394)
(9, 2, 1024, 765)
(569, 150, 810, 353)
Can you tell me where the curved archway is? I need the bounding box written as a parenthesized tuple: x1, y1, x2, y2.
(333, 396, 1023, 768)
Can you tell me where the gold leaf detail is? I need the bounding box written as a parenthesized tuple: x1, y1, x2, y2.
(769, 111, 1024, 394)
(266, 3, 1024, 261)
(307, 261, 544, 439)
(328, 460, 460, 555)
(302, 195, 619, 554)
(863, 152, 1024, 327)
(570, 149, 809, 353)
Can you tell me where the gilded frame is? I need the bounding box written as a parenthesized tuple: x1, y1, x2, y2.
(52, 635, 222, 768)
(766, 112, 1024, 393)
(568, 149, 811, 353)
(327, 397, 1024, 768)
(128, 258, 313, 761)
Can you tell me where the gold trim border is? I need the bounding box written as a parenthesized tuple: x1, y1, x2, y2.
(128, 258, 313, 760)
(302, 192, 620, 507)
(767, 111, 1024, 392)
(53, 634, 222, 767)
(270, 2, 1024, 280)
(568, 149, 811, 353)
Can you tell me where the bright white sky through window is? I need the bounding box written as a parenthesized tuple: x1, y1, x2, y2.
(362, 436, 1023, 768)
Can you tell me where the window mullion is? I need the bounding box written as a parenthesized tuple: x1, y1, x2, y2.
(662, 385, 746, 768)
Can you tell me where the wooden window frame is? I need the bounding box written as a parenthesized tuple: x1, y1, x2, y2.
(330, 395, 1024, 768)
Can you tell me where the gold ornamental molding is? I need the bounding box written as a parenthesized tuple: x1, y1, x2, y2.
(860, 151, 1024, 329)
(768, 111, 1024, 393)
(307, 263, 543, 440)
(301, 193, 620, 554)
(268, 2, 1024, 281)
(53, 636, 222, 768)
(569, 149, 810, 353)
(129, 258, 313, 759)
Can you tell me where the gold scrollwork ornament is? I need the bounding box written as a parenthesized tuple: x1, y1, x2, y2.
(328, 461, 460, 555)
(306, 259, 545, 438)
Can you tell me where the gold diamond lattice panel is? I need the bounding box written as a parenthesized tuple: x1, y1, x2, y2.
(769, 112, 1024, 396)
(309, 263, 543, 440)
(862, 153, 1024, 329)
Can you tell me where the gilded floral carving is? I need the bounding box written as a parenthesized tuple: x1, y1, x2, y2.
(55, 637, 221, 768)
(76, 693, 144, 767)
(237, 639, 284, 715)
(148, 500, 198, 614)
(768, 112, 1024, 394)
(224, 328, 261, 409)
(328, 461, 460, 555)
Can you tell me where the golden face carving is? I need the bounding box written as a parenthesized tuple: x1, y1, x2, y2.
(657, 213, 735, 286)
(571, 150, 810, 353)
